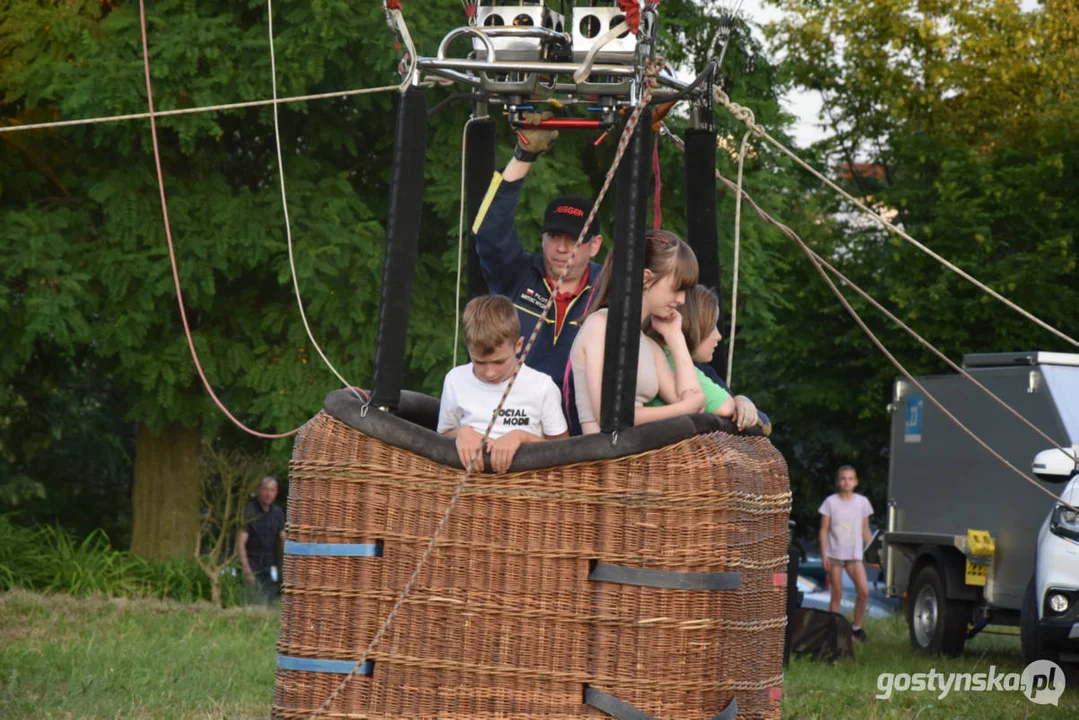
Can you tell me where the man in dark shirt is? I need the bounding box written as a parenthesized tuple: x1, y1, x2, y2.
(473, 113, 768, 435)
(237, 475, 286, 605)
(471, 114, 603, 433)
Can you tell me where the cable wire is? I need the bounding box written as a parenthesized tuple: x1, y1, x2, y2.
(453, 117, 477, 367)
(0, 85, 402, 135)
(795, 229, 1077, 511)
(137, 0, 304, 439)
(266, 0, 365, 403)
(725, 129, 751, 388)
(713, 87, 1079, 350)
(661, 123, 1076, 509)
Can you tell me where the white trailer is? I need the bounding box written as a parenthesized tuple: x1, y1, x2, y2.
(881, 351, 1079, 661)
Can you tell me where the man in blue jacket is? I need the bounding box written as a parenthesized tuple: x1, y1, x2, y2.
(470, 116, 601, 432)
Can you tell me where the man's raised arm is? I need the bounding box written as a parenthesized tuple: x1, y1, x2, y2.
(471, 113, 558, 294)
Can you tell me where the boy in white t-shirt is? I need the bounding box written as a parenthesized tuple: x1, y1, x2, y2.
(438, 295, 568, 472)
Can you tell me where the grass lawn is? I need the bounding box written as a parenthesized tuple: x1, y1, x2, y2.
(2, 589, 1077, 718)
(784, 614, 1078, 719)
(0, 589, 276, 719)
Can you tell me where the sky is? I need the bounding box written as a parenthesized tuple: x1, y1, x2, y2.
(739, 0, 828, 148)
(741, 0, 1043, 147)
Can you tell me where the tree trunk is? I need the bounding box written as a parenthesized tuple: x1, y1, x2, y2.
(129, 422, 201, 560)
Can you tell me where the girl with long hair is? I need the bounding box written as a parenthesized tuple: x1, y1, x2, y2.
(569, 230, 705, 435)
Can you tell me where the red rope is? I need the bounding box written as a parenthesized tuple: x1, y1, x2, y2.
(652, 140, 662, 229)
(617, 0, 641, 33)
(138, 0, 315, 439)
(561, 252, 613, 422)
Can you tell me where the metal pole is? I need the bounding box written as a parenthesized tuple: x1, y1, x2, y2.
(464, 109, 496, 300)
(683, 126, 723, 376)
(600, 109, 653, 433)
(370, 87, 428, 410)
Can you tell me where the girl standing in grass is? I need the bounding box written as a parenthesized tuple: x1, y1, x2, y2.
(819, 465, 874, 640)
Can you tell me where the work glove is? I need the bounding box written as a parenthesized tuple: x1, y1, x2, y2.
(514, 110, 559, 161)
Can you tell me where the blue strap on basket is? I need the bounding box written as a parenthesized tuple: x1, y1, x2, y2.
(588, 562, 740, 591)
(276, 655, 374, 675)
(584, 687, 738, 720)
(283, 541, 383, 557)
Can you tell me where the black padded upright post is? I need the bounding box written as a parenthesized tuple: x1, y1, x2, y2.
(370, 86, 428, 410)
(684, 128, 723, 375)
(600, 110, 652, 434)
(464, 117, 496, 299)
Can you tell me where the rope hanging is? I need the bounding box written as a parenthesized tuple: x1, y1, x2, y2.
(725, 130, 752, 388)
(266, 0, 365, 404)
(135, 0, 401, 441)
(138, 0, 308, 439)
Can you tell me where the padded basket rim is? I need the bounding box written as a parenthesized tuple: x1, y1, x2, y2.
(323, 389, 762, 473)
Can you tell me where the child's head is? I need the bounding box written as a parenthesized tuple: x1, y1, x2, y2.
(463, 295, 523, 384)
(683, 285, 722, 363)
(589, 230, 699, 320)
(641, 230, 699, 319)
(836, 465, 858, 493)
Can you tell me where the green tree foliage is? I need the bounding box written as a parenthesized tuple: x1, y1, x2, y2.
(2, 2, 808, 545)
(752, 0, 1079, 531)
(2, 0, 446, 552)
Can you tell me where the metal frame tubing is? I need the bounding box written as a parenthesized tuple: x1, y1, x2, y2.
(683, 127, 723, 375)
(371, 86, 428, 410)
(600, 108, 653, 433)
(464, 115, 496, 299)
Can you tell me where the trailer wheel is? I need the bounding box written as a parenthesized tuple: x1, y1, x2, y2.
(908, 563, 969, 656)
(1021, 578, 1063, 665)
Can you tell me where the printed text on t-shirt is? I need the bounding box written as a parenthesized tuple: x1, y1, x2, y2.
(499, 408, 531, 426)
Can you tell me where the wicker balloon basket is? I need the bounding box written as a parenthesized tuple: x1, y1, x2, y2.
(274, 397, 790, 720)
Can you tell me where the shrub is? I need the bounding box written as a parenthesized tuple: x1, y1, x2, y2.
(0, 515, 242, 606)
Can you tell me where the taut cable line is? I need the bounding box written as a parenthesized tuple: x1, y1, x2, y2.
(0, 85, 403, 135)
(712, 88, 1079, 350)
(793, 227, 1078, 512)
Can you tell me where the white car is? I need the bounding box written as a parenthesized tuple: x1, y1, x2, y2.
(1022, 446, 1079, 666)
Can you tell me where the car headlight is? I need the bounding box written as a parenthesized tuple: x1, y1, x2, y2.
(1050, 504, 1079, 541)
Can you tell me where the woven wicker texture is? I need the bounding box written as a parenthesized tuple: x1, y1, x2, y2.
(274, 412, 790, 720)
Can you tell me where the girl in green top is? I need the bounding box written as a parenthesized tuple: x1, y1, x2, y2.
(645, 285, 736, 418)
